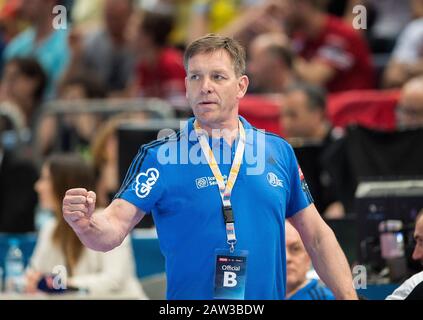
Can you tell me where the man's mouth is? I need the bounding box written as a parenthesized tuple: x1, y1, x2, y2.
(198, 101, 217, 105)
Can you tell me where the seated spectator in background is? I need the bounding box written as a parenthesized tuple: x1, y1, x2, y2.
(187, 0, 264, 45)
(91, 117, 126, 208)
(396, 76, 423, 129)
(218, 0, 286, 47)
(71, 0, 104, 29)
(0, 57, 47, 157)
(285, 221, 335, 300)
(68, 0, 135, 96)
(3, 0, 70, 98)
(282, 83, 344, 218)
(414, 0, 423, 17)
(247, 32, 297, 94)
(364, 0, 411, 53)
(412, 209, 423, 267)
(26, 153, 147, 298)
(36, 72, 107, 159)
(282, 83, 330, 140)
(0, 0, 28, 74)
(383, 17, 423, 88)
(285, 0, 375, 92)
(0, 121, 38, 233)
(386, 210, 423, 300)
(0, 0, 28, 43)
(129, 10, 186, 105)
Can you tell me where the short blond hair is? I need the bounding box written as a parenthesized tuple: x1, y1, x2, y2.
(184, 34, 246, 77)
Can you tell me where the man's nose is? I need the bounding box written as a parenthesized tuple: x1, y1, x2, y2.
(286, 249, 292, 262)
(200, 77, 213, 94)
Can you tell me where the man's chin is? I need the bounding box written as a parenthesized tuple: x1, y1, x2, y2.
(195, 113, 218, 125)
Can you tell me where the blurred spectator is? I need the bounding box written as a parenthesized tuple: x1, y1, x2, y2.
(38, 72, 107, 158)
(413, 0, 423, 17)
(285, 221, 335, 300)
(396, 76, 423, 129)
(0, 0, 28, 74)
(68, 0, 135, 95)
(187, 0, 264, 45)
(71, 0, 104, 29)
(285, 0, 375, 92)
(412, 210, 423, 266)
(383, 17, 423, 88)
(247, 32, 296, 93)
(26, 153, 147, 298)
(386, 210, 423, 300)
(91, 117, 124, 208)
(282, 83, 330, 141)
(219, 0, 286, 47)
(386, 270, 423, 300)
(365, 0, 411, 53)
(129, 10, 186, 103)
(326, 0, 360, 20)
(0, 120, 38, 233)
(281, 83, 344, 218)
(3, 0, 70, 98)
(0, 57, 47, 156)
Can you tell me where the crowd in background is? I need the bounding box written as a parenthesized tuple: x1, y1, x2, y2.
(1, 0, 423, 298)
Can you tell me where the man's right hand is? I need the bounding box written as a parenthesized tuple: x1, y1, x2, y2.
(63, 188, 96, 234)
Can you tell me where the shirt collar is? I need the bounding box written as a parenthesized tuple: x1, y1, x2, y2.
(184, 116, 254, 146)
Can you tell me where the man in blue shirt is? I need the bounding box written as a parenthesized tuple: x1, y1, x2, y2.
(285, 222, 335, 300)
(62, 34, 357, 300)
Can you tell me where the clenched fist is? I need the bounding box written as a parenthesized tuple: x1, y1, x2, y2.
(63, 188, 96, 234)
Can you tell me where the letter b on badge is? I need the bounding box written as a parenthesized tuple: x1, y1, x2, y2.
(223, 271, 237, 287)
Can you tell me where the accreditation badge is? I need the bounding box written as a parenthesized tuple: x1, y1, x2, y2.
(213, 249, 248, 300)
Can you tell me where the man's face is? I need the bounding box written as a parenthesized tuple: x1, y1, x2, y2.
(248, 45, 277, 91)
(281, 90, 321, 138)
(397, 85, 423, 128)
(185, 49, 249, 128)
(286, 222, 311, 292)
(1, 62, 37, 102)
(412, 215, 423, 266)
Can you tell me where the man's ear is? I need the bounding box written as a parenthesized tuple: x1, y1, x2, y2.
(237, 75, 249, 99)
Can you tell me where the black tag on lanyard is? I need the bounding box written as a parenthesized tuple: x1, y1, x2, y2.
(223, 206, 234, 224)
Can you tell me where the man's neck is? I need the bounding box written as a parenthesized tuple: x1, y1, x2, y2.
(197, 117, 240, 146)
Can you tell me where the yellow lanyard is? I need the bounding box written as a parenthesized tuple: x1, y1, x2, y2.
(194, 119, 246, 252)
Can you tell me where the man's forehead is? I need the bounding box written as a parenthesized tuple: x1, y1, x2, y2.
(187, 50, 234, 71)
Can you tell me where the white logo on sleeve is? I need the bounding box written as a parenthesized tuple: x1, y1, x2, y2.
(135, 168, 160, 198)
(267, 172, 283, 188)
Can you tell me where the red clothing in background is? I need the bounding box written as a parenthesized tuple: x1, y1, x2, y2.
(293, 15, 375, 93)
(135, 47, 186, 98)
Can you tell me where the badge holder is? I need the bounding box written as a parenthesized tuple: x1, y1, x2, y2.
(213, 249, 248, 300)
